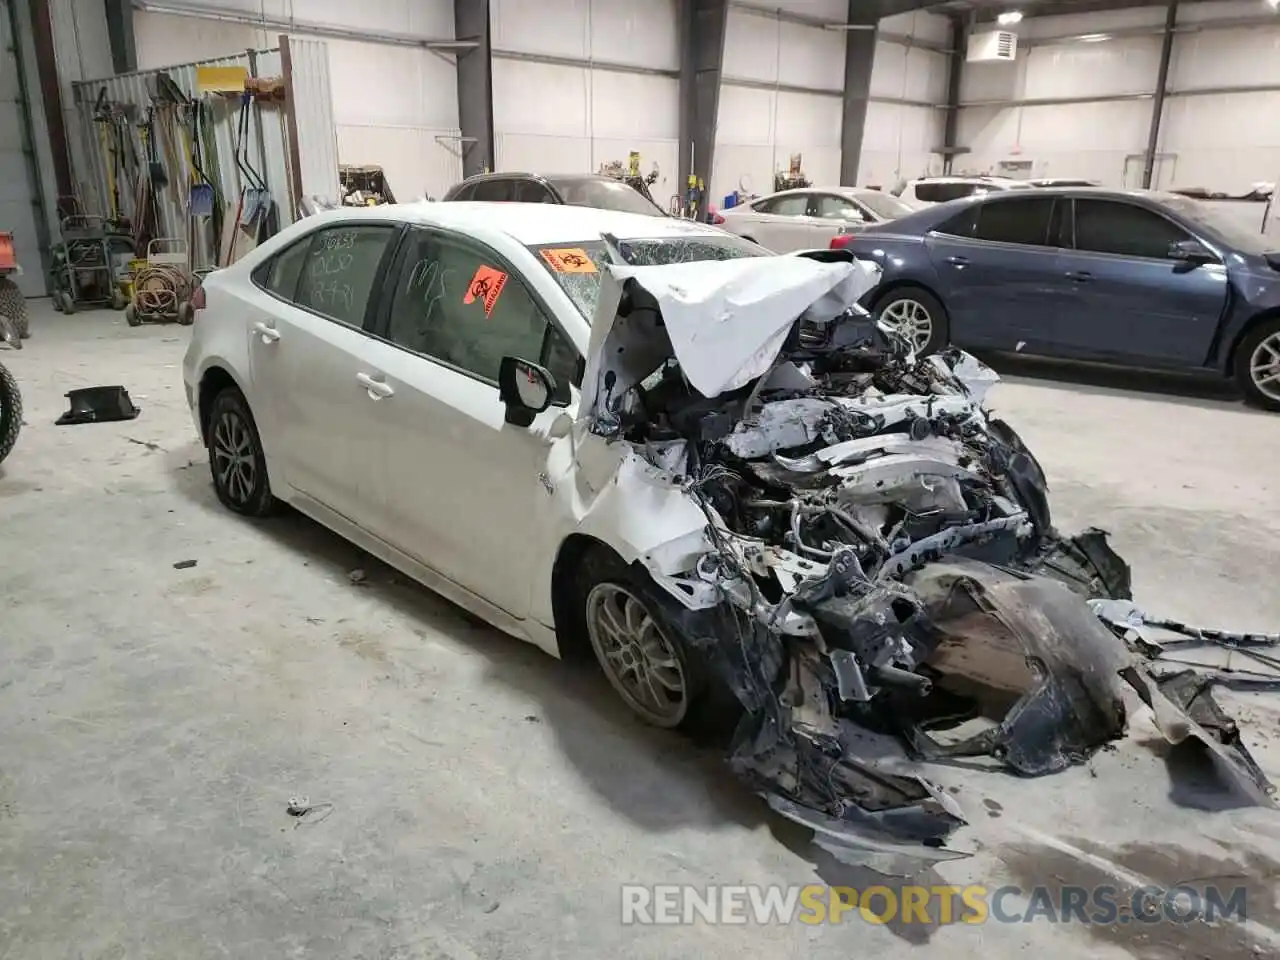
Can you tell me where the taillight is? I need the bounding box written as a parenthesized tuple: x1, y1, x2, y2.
(830, 233, 854, 250)
(191, 285, 206, 310)
(711, 212, 725, 224)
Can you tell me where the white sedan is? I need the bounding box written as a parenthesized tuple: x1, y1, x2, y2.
(183, 200, 1265, 858)
(714, 186, 919, 252)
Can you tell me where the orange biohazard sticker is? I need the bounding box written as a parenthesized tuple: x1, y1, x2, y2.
(540, 247, 597, 273)
(463, 265, 508, 317)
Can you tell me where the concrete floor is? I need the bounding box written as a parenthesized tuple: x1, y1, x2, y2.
(2, 303, 1279, 960)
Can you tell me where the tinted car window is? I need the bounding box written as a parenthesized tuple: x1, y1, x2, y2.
(516, 180, 555, 203)
(548, 177, 665, 216)
(756, 195, 808, 216)
(471, 179, 514, 202)
(916, 182, 981, 203)
(254, 235, 312, 299)
(446, 181, 474, 201)
(973, 197, 1055, 245)
(1074, 200, 1190, 259)
(385, 231, 577, 385)
(934, 205, 979, 238)
(293, 225, 397, 327)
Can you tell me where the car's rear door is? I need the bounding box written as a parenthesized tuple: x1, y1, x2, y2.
(357, 227, 582, 617)
(747, 193, 819, 252)
(1053, 198, 1228, 364)
(247, 222, 401, 522)
(811, 193, 872, 247)
(924, 194, 1073, 350)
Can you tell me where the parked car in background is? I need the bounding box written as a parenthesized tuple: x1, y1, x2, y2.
(839, 186, 1280, 410)
(714, 186, 919, 252)
(1027, 178, 1101, 188)
(442, 172, 667, 217)
(894, 176, 1032, 206)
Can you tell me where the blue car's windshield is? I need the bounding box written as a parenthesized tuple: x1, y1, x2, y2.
(528, 234, 771, 319)
(1161, 195, 1277, 255)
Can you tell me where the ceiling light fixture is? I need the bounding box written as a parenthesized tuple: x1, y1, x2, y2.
(997, 11, 1024, 25)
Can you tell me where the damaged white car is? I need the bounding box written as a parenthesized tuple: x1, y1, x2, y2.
(184, 202, 1275, 863)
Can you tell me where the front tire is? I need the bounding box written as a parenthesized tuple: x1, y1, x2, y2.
(873, 285, 949, 356)
(1234, 318, 1280, 412)
(0, 361, 22, 465)
(0, 278, 29, 339)
(206, 386, 278, 516)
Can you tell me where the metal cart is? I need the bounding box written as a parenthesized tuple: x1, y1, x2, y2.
(49, 215, 132, 314)
(126, 238, 196, 327)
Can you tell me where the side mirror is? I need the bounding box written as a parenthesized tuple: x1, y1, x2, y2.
(1168, 238, 1215, 265)
(499, 356, 556, 427)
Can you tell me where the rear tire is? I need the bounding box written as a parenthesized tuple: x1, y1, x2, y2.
(873, 285, 949, 356)
(0, 278, 29, 339)
(206, 386, 279, 517)
(125, 303, 140, 327)
(0, 361, 22, 465)
(1234, 317, 1280, 412)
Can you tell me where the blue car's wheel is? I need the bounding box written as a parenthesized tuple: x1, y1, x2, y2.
(873, 286, 949, 356)
(1236, 318, 1280, 412)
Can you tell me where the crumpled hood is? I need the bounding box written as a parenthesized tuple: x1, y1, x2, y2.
(578, 255, 882, 422)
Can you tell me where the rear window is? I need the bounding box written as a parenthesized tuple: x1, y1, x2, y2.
(916, 182, 982, 203)
(529, 234, 770, 319)
(855, 191, 916, 220)
(548, 177, 666, 216)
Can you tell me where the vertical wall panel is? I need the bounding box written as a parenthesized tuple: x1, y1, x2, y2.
(488, 0, 681, 201)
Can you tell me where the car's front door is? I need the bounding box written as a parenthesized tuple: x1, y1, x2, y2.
(248, 222, 400, 523)
(358, 227, 582, 617)
(749, 193, 819, 252)
(1053, 198, 1229, 364)
(924, 195, 1073, 351)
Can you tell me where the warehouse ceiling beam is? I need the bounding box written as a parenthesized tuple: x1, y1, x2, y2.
(679, 0, 729, 210)
(839, 1, 880, 186)
(104, 0, 137, 73)
(454, 0, 493, 177)
(728, 1, 953, 53)
(1142, 0, 1178, 189)
(130, 1, 477, 52)
(492, 49, 679, 79)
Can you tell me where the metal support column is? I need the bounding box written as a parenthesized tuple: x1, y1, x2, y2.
(939, 15, 966, 174)
(1142, 0, 1178, 190)
(678, 0, 727, 212)
(103, 0, 136, 74)
(27, 0, 72, 199)
(454, 0, 494, 177)
(838, 3, 878, 186)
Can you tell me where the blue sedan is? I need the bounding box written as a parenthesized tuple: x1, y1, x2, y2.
(838, 187, 1280, 411)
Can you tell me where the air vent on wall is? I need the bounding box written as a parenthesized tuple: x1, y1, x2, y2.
(967, 29, 1018, 62)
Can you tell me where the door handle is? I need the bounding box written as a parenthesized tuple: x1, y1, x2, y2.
(356, 372, 394, 400)
(944, 255, 969, 266)
(1065, 270, 1093, 282)
(253, 321, 280, 342)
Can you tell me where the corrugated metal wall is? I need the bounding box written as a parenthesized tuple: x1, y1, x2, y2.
(69, 39, 340, 268)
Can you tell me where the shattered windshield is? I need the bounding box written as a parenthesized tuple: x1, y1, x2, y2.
(529, 234, 771, 319)
(549, 177, 667, 217)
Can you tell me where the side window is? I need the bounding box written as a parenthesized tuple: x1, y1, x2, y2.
(293, 225, 397, 327)
(755, 195, 808, 216)
(1073, 200, 1190, 259)
(972, 197, 1055, 246)
(516, 180, 554, 203)
(934, 205, 978, 238)
(471, 179, 514, 202)
(385, 231, 579, 386)
(449, 181, 475, 201)
(253, 235, 312, 300)
(815, 195, 866, 220)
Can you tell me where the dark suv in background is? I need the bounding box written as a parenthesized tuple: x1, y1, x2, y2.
(442, 172, 666, 217)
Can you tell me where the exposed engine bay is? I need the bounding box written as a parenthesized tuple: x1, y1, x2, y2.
(578, 252, 1277, 865)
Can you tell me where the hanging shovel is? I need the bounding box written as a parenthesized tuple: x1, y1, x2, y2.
(187, 102, 215, 218)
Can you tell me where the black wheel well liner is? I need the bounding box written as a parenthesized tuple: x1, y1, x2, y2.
(197, 366, 239, 443)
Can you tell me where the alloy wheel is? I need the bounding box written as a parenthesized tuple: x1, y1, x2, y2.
(211, 411, 258, 506)
(879, 298, 934, 352)
(1248, 331, 1280, 402)
(585, 582, 688, 728)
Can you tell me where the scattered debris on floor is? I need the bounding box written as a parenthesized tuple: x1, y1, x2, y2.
(286, 796, 334, 825)
(55, 385, 141, 425)
(579, 252, 1277, 869)
(348, 568, 367, 586)
(172, 559, 197, 570)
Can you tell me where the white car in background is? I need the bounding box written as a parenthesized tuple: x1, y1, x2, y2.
(714, 186, 919, 252)
(894, 175, 1033, 206)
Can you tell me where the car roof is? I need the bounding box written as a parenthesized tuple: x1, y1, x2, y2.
(456, 171, 615, 184)
(908, 176, 1022, 185)
(295, 201, 732, 246)
(754, 185, 884, 199)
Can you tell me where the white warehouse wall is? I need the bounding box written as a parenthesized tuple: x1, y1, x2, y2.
(489, 0, 681, 208)
(861, 9, 949, 190)
(713, 0, 846, 203)
(132, 0, 463, 200)
(957, 2, 1280, 193)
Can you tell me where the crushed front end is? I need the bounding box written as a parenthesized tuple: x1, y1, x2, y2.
(577, 254, 1275, 865)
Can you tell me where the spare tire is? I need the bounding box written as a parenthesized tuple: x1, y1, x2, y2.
(0, 360, 22, 465)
